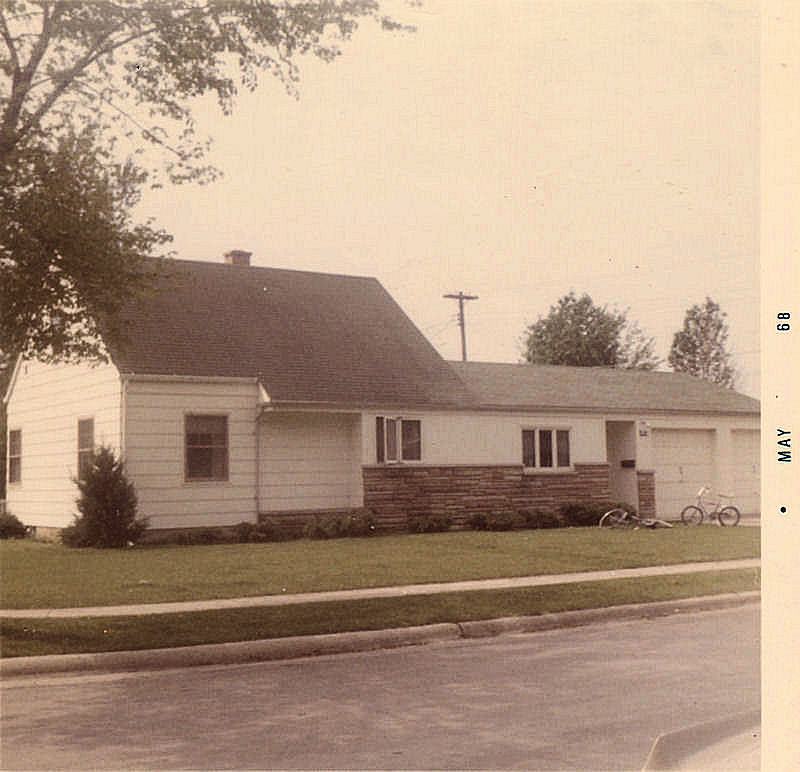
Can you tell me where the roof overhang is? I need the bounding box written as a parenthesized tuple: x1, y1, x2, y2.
(2, 354, 24, 406)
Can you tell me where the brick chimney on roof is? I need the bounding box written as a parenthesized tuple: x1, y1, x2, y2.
(224, 250, 252, 267)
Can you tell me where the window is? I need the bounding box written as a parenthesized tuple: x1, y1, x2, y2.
(8, 429, 21, 484)
(522, 428, 571, 469)
(185, 414, 229, 481)
(77, 419, 94, 480)
(376, 417, 422, 462)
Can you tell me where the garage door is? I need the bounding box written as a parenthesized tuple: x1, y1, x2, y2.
(652, 429, 715, 519)
(731, 430, 760, 515)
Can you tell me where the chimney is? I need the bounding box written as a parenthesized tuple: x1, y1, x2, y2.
(224, 250, 252, 267)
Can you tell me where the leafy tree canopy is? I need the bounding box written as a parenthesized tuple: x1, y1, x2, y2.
(521, 291, 662, 370)
(668, 296, 736, 388)
(1, 1, 412, 365)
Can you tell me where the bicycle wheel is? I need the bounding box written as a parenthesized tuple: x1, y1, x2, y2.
(680, 505, 704, 525)
(599, 509, 630, 528)
(718, 506, 741, 527)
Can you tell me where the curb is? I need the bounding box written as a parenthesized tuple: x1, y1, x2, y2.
(0, 591, 759, 679)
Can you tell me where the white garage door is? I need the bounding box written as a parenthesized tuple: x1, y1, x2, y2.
(731, 430, 760, 515)
(653, 429, 715, 519)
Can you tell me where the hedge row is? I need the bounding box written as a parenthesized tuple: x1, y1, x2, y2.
(2, 501, 637, 547)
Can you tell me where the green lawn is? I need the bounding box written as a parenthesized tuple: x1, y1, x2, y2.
(1, 526, 760, 609)
(0, 568, 759, 658)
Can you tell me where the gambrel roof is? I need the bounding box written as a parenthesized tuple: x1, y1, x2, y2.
(450, 361, 760, 415)
(107, 258, 476, 409)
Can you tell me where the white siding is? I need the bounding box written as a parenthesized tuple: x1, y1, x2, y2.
(259, 412, 362, 511)
(5, 359, 121, 528)
(361, 411, 607, 467)
(124, 379, 259, 529)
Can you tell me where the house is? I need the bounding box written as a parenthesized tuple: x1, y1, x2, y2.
(4, 253, 760, 537)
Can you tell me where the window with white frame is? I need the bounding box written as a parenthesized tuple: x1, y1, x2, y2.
(376, 417, 421, 463)
(522, 428, 571, 469)
(8, 429, 21, 484)
(185, 414, 229, 481)
(77, 418, 94, 480)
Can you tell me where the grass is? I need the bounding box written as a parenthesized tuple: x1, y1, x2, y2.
(1, 526, 759, 609)
(0, 568, 759, 658)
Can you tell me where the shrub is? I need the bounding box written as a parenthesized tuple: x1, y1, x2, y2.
(303, 514, 344, 540)
(62, 445, 147, 548)
(466, 510, 522, 531)
(178, 528, 220, 546)
(303, 509, 377, 540)
(557, 501, 638, 528)
(0, 512, 27, 539)
(234, 519, 292, 543)
(518, 508, 562, 529)
(557, 502, 603, 527)
(341, 508, 377, 537)
(465, 512, 488, 530)
(407, 512, 452, 533)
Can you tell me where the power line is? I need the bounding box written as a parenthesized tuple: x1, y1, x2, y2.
(443, 291, 479, 361)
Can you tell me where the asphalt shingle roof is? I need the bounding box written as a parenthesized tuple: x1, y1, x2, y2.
(448, 361, 760, 415)
(107, 258, 476, 409)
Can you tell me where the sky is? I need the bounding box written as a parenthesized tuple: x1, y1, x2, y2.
(134, 0, 760, 396)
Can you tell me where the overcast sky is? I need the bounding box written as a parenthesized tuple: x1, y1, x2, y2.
(134, 0, 760, 396)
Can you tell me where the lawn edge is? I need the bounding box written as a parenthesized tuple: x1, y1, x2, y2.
(1, 591, 760, 678)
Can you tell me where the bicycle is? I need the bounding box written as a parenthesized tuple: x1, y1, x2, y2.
(680, 486, 740, 526)
(598, 509, 673, 529)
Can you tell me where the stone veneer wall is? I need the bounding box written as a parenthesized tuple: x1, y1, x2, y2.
(362, 463, 611, 530)
(636, 471, 656, 519)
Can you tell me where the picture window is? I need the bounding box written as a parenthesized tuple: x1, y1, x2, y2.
(522, 428, 571, 469)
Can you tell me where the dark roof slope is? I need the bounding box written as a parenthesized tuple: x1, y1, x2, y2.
(107, 258, 475, 409)
(449, 361, 760, 415)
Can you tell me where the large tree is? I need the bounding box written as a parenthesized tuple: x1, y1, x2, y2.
(668, 297, 736, 388)
(1, 1, 411, 365)
(521, 291, 661, 370)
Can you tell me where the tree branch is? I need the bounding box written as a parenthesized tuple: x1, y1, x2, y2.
(0, 8, 20, 72)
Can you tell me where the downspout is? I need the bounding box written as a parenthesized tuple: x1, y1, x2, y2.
(120, 374, 129, 465)
(255, 407, 262, 522)
(255, 380, 270, 522)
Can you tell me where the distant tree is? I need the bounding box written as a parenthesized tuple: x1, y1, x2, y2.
(521, 291, 661, 370)
(668, 297, 736, 388)
(1, 1, 413, 363)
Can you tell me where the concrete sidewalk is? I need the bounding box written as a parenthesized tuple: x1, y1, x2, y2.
(2, 558, 759, 618)
(1, 559, 760, 678)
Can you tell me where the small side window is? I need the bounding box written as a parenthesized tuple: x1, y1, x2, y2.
(8, 429, 21, 484)
(77, 419, 94, 480)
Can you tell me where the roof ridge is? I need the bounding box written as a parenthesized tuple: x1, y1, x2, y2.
(153, 256, 379, 283)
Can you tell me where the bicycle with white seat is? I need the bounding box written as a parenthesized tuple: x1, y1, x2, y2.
(680, 486, 740, 527)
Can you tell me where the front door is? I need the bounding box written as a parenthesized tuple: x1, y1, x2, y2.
(605, 421, 638, 509)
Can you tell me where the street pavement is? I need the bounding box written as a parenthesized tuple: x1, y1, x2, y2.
(0, 605, 761, 770)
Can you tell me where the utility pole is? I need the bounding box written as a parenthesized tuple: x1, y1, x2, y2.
(443, 291, 479, 361)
